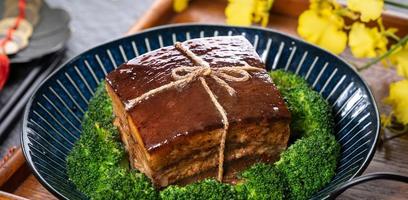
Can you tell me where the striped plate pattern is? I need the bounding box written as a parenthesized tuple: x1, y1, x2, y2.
(22, 24, 380, 200)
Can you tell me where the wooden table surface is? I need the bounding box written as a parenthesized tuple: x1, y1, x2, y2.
(1, 0, 408, 199)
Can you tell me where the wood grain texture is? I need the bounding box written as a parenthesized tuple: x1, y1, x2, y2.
(127, 0, 173, 34)
(0, 149, 24, 187)
(12, 175, 57, 200)
(0, 151, 56, 200)
(0, 191, 29, 200)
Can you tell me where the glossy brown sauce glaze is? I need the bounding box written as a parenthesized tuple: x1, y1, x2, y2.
(106, 36, 290, 153)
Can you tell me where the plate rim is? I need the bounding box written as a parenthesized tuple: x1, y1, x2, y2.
(21, 23, 381, 199)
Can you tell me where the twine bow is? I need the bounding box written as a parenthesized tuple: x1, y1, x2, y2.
(125, 42, 265, 181)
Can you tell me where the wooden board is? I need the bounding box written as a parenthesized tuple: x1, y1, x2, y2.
(0, 148, 56, 199)
(128, 0, 408, 37)
(1, 0, 408, 199)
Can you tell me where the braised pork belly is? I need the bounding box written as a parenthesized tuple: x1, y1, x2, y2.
(105, 36, 291, 187)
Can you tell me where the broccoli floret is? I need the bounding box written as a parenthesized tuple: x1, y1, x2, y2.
(276, 132, 340, 200)
(160, 179, 243, 200)
(270, 70, 309, 92)
(233, 70, 339, 200)
(270, 70, 334, 139)
(67, 82, 158, 200)
(236, 163, 285, 200)
(283, 87, 334, 138)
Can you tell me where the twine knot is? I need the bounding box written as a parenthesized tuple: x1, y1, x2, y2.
(171, 65, 263, 96)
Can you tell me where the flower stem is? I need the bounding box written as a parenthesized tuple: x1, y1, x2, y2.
(384, 0, 408, 9)
(358, 35, 408, 71)
(385, 32, 401, 42)
(336, 8, 359, 20)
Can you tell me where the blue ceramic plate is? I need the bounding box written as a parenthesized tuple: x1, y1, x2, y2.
(22, 24, 380, 199)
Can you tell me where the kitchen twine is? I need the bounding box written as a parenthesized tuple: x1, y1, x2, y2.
(0, 0, 26, 90)
(125, 42, 266, 181)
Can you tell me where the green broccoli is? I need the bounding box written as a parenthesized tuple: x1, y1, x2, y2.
(270, 70, 309, 92)
(276, 132, 340, 200)
(236, 133, 339, 200)
(160, 179, 243, 200)
(66, 82, 158, 200)
(235, 70, 339, 200)
(67, 71, 340, 200)
(236, 163, 285, 200)
(270, 70, 339, 199)
(270, 70, 334, 140)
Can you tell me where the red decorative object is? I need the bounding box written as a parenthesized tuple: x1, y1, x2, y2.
(0, 54, 10, 89)
(0, 0, 26, 90)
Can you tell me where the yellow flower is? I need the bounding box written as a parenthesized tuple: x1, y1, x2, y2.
(225, 0, 255, 26)
(347, 0, 383, 22)
(348, 22, 388, 58)
(297, 9, 347, 54)
(390, 44, 408, 78)
(310, 0, 340, 11)
(173, 0, 189, 13)
(253, 0, 274, 27)
(380, 114, 392, 127)
(384, 80, 408, 125)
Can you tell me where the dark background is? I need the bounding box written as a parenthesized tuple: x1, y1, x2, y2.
(0, 0, 153, 156)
